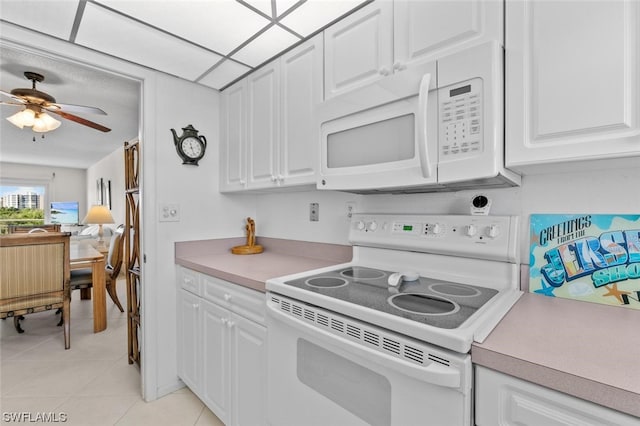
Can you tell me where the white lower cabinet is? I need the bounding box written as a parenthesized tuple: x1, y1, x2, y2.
(475, 366, 640, 426)
(177, 267, 266, 426)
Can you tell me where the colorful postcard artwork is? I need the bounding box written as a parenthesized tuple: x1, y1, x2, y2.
(529, 214, 640, 310)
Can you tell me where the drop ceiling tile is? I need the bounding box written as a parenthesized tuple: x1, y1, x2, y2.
(280, 0, 367, 36)
(276, 0, 301, 17)
(198, 60, 252, 90)
(76, 3, 223, 81)
(94, 0, 270, 55)
(231, 25, 300, 67)
(0, 0, 79, 40)
(243, 0, 273, 18)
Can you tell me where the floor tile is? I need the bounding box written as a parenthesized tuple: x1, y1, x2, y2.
(115, 390, 204, 426)
(1, 278, 228, 426)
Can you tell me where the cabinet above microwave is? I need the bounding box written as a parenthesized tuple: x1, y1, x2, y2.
(317, 41, 520, 194)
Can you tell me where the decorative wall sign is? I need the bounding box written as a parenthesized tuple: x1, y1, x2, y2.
(529, 214, 640, 309)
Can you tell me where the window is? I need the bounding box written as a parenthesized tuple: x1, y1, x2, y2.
(0, 182, 48, 234)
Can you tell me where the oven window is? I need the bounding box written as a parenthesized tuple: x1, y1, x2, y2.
(297, 338, 391, 426)
(327, 114, 415, 168)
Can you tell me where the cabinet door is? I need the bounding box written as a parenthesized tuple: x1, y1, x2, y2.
(230, 314, 267, 426)
(177, 290, 201, 393)
(247, 61, 280, 189)
(506, 0, 640, 169)
(220, 80, 247, 192)
(279, 35, 323, 187)
(324, 1, 393, 99)
(201, 300, 231, 425)
(475, 366, 640, 426)
(394, 0, 502, 69)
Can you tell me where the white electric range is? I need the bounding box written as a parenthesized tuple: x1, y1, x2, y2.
(265, 213, 521, 426)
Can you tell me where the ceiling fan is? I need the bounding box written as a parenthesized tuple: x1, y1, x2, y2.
(1, 71, 111, 133)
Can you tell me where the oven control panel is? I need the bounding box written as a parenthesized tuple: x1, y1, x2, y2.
(350, 214, 519, 262)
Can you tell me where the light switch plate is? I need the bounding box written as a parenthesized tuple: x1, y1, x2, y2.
(160, 203, 180, 222)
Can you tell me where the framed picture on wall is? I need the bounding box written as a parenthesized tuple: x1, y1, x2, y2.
(96, 178, 103, 205)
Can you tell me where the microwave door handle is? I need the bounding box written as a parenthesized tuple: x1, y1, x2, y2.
(418, 73, 432, 178)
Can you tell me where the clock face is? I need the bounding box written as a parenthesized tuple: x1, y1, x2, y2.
(181, 137, 203, 159)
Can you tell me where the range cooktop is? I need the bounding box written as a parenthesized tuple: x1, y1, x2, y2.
(283, 266, 498, 329)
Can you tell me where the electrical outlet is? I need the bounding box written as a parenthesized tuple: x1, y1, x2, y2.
(346, 202, 356, 220)
(310, 203, 319, 222)
(160, 203, 180, 222)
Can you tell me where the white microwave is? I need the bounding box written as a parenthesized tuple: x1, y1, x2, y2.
(317, 41, 520, 193)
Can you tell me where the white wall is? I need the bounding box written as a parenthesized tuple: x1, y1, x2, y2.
(0, 162, 87, 221)
(149, 73, 255, 395)
(86, 145, 126, 226)
(251, 165, 640, 266)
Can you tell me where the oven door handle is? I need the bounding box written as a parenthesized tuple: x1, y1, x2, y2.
(267, 303, 461, 389)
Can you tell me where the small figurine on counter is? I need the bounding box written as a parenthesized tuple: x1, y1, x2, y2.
(231, 217, 264, 255)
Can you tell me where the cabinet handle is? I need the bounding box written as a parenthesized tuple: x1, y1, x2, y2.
(393, 61, 407, 72)
(270, 175, 277, 182)
(224, 294, 232, 302)
(226, 320, 235, 329)
(379, 67, 391, 76)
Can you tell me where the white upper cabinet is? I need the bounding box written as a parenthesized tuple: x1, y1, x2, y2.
(394, 0, 503, 69)
(324, 1, 393, 99)
(247, 62, 280, 189)
(324, 0, 503, 100)
(220, 35, 322, 192)
(506, 0, 640, 169)
(279, 35, 323, 186)
(220, 80, 247, 192)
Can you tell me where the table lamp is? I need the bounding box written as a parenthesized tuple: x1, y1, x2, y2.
(82, 205, 114, 251)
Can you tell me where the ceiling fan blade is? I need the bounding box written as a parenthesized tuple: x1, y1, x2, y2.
(49, 109, 111, 132)
(0, 101, 25, 107)
(0, 89, 27, 103)
(45, 102, 107, 115)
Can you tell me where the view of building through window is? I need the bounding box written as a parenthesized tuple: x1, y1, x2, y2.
(0, 185, 46, 233)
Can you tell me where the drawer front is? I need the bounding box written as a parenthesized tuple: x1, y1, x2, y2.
(202, 274, 266, 325)
(178, 266, 201, 295)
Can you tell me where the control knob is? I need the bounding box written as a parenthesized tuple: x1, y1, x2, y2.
(431, 223, 443, 235)
(464, 224, 477, 237)
(367, 221, 378, 231)
(356, 220, 366, 231)
(486, 225, 500, 238)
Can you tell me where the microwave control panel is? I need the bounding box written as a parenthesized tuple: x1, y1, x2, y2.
(439, 78, 482, 160)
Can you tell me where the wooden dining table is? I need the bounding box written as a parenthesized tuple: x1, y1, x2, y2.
(70, 242, 107, 332)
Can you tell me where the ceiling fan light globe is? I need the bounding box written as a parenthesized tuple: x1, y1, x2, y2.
(32, 112, 61, 132)
(6, 108, 36, 128)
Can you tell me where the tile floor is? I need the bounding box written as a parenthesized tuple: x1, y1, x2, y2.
(0, 279, 224, 426)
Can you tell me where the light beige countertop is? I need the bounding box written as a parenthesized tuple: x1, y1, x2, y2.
(175, 237, 352, 293)
(472, 292, 640, 418)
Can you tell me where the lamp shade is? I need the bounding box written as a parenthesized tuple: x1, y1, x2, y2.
(82, 205, 115, 225)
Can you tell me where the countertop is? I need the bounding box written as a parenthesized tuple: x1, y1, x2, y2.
(175, 237, 352, 293)
(472, 292, 640, 418)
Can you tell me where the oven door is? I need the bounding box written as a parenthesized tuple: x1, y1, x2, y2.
(266, 293, 472, 426)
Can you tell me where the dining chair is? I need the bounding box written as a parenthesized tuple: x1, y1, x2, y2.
(8, 224, 62, 233)
(0, 232, 71, 349)
(70, 224, 125, 312)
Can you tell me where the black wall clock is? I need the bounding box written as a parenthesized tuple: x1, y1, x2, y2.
(171, 124, 207, 165)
